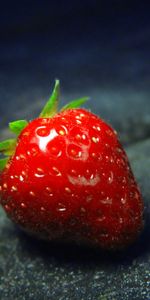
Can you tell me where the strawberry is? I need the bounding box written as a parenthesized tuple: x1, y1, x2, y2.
(0, 80, 144, 250)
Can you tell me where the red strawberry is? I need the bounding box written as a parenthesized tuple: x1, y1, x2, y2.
(0, 80, 144, 249)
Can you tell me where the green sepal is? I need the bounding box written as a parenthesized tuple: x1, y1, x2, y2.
(0, 157, 9, 171)
(60, 96, 89, 112)
(9, 120, 28, 135)
(0, 139, 16, 156)
(39, 79, 60, 118)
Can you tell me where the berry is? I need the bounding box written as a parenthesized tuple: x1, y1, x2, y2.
(0, 80, 144, 250)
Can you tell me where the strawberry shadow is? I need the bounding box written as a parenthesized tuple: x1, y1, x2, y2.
(16, 211, 150, 267)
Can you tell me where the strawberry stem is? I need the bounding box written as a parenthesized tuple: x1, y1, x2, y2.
(39, 79, 60, 118)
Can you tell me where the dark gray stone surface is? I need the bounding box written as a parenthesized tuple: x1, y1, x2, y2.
(0, 1, 150, 299)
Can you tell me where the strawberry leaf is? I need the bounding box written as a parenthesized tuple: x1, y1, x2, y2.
(0, 157, 9, 171)
(61, 97, 89, 112)
(0, 139, 16, 156)
(39, 79, 60, 118)
(9, 120, 28, 135)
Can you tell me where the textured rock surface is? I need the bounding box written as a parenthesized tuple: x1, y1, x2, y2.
(0, 1, 150, 299)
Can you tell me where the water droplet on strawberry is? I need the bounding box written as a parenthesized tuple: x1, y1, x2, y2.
(69, 126, 89, 146)
(56, 203, 67, 212)
(45, 187, 52, 192)
(91, 136, 99, 143)
(106, 129, 113, 137)
(35, 167, 45, 178)
(67, 144, 82, 159)
(44, 187, 53, 197)
(101, 197, 112, 205)
(75, 119, 82, 125)
(91, 152, 102, 161)
(21, 202, 26, 208)
(75, 133, 86, 143)
(107, 171, 114, 184)
(79, 113, 85, 118)
(92, 125, 101, 132)
(20, 170, 28, 181)
(20, 171, 25, 178)
(80, 207, 86, 216)
(56, 125, 68, 136)
(65, 187, 71, 193)
(11, 186, 18, 192)
(75, 115, 82, 120)
(49, 146, 62, 157)
(27, 145, 39, 157)
(40, 206, 46, 212)
(121, 197, 127, 204)
(70, 169, 77, 175)
(29, 191, 36, 197)
(122, 177, 127, 184)
(116, 158, 126, 167)
(4, 204, 11, 212)
(19, 175, 24, 182)
(36, 126, 50, 137)
(51, 166, 62, 176)
(20, 154, 26, 160)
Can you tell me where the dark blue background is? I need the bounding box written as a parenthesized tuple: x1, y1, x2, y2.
(1, 1, 150, 145)
(0, 1, 150, 145)
(0, 2, 150, 300)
